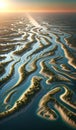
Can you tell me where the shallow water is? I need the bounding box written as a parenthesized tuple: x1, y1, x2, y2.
(0, 12, 76, 130)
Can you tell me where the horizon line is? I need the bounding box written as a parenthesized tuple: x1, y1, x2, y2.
(0, 10, 76, 13)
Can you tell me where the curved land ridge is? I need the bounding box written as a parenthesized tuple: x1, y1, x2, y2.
(0, 13, 76, 129)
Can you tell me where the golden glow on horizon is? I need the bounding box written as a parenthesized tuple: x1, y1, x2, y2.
(1, 9, 76, 13)
(0, 0, 76, 13)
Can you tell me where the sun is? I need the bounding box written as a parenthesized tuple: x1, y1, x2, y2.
(0, 1, 6, 8)
(0, 1, 7, 12)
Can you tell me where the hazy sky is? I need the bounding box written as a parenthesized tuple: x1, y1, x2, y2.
(14, 0, 76, 2)
(12, 0, 76, 12)
(0, 0, 76, 12)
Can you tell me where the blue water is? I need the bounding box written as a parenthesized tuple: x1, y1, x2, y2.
(0, 12, 76, 130)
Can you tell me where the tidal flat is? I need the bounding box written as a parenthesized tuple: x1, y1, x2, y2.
(0, 13, 76, 130)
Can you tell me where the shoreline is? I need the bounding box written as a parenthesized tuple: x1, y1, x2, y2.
(0, 76, 42, 120)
